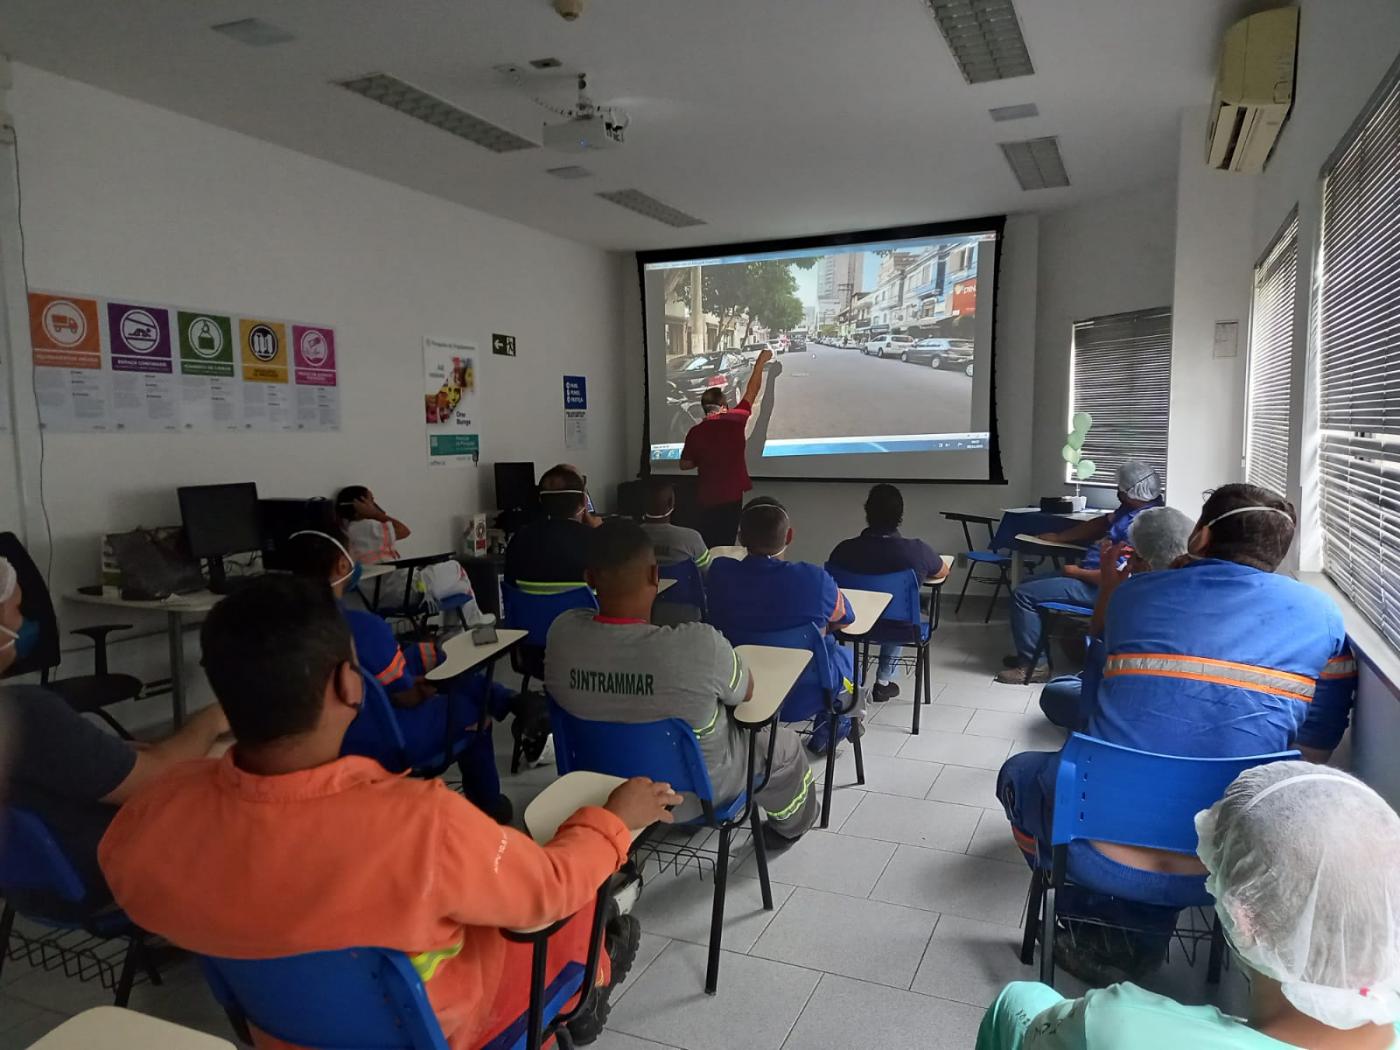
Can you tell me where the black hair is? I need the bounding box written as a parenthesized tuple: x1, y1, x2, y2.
(1198, 483, 1297, 572)
(739, 498, 789, 553)
(864, 484, 904, 531)
(539, 465, 586, 520)
(284, 526, 350, 582)
(643, 477, 675, 517)
(334, 485, 371, 521)
(199, 575, 353, 746)
(700, 388, 727, 412)
(586, 517, 655, 575)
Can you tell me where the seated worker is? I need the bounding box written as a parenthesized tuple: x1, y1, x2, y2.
(706, 498, 863, 755)
(978, 763, 1400, 1050)
(0, 556, 229, 915)
(1037, 506, 1194, 730)
(639, 478, 711, 571)
(827, 483, 950, 702)
(558, 463, 605, 528)
(504, 464, 592, 592)
(996, 484, 1357, 984)
(284, 529, 516, 824)
(99, 575, 681, 1049)
(545, 519, 818, 848)
(996, 460, 1164, 685)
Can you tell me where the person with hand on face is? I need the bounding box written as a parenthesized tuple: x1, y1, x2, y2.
(997, 460, 1164, 685)
(100, 574, 681, 1049)
(978, 762, 1400, 1050)
(0, 556, 228, 913)
(336, 484, 412, 565)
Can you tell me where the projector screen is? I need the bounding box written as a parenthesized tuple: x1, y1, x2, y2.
(639, 217, 1005, 483)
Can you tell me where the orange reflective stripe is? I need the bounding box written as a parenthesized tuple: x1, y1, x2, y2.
(418, 642, 440, 672)
(1105, 651, 1314, 703)
(375, 648, 408, 685)
(1010, 826, 1038, 856)
(1321, 655, 1358, 679)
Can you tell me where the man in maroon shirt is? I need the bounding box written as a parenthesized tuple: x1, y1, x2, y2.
(680, 347, 773, 547)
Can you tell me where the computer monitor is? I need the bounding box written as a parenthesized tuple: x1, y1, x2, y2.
(495, 461, 538, 513)
(177, 483, 262, 593)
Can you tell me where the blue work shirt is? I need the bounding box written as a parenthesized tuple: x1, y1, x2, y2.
(1079, 498, 1164, 570)
(707, 555, 855, 690)
(828, 528, 945, 580)
(1088, 558, 1355, 757)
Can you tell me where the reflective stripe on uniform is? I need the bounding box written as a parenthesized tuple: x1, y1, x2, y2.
(1321, 654, 1358, 679)
(695, 705, 720, 738)
(409, 939, 463, 982)
(517, 580, 589, 596)
(1104, 652, 1315, 702)
(418, 642, 440, 673)
(768, 766, 815, 821)
(695, 550, 712, 569)
(375, 648, 408, 686)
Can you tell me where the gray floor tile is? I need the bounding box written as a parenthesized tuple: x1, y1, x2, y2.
(854, 723, 908, 755)
(934, 686, 1032, 713)
(834, 752, 944, 800)
(869, 701, 975, 734)
(0, 996, 47, 1034)
(630, 872, 793, 953)
(924, 661, 1007, 690)
(967, 810, 1027, 865)
(592, 1032, 682, 1050)
(782, 972, 985, 1050)
(613, 933, 672, 1006)
(911, 913, 1047, 1007)
(898, 730, 1012, 770)
(750, 888, 937, 990)
(840, 793, 983, 852)
(0, 1007, 67, 1050)
(925, 764, 1000, 809)
(607, 941, 819, 1050)
(735, 829, 896, 897)
(817, 784, 865, 832)
(964, 709, 1051, 741)
(871, 844, 1030, 927)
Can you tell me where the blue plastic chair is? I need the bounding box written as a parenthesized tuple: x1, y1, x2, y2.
(1022, 733, 1299, 987)
(0, 808, 154, 1005)
(715, 622, 865, 829)
(656, 558, 707, 621)
(825, 567, 935, 736)
(1024, 599, 1095, 684)
(942, 512, 1013, 623)
(341, 670, 478, 780)
(549, 702, 774, 995)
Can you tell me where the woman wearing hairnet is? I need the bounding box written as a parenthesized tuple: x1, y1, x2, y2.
(997, 460, 1164, 685)
(977, 762, 1400, 1049)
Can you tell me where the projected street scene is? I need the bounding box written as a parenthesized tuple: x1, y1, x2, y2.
(656, 236, 984, 455)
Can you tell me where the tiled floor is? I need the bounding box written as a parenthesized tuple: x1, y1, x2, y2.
(0, 610, 1245, 1048)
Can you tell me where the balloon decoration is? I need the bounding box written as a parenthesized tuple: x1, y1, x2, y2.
(1064, 414, 1096, 485)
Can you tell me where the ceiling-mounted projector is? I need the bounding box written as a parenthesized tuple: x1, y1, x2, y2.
(541, 73, 628, 152)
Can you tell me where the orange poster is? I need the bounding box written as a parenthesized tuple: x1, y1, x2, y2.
(238, 318, 288, 382)
(29, 292, 102, 368)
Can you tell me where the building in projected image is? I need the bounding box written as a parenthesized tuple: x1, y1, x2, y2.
(866, 239, 980, 337)
(816, 251, 864, 328)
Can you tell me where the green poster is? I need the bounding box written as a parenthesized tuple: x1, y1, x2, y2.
(429, 433, 480, 459)
(177, 311, 235, 377)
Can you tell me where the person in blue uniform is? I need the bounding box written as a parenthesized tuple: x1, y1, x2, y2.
(997, 460, 1164, 684)
(284, 530, 515, 824)
(706, 498, 862, 753)
(995, 483, 1357, 984)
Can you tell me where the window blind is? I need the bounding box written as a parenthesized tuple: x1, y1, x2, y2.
(1244, 211, 1299, 496)
(1317, 56, 1400, 651)
(1068, 307, 1172, 489)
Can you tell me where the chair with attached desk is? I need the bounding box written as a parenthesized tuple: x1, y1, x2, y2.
(941, 512, 1014, 623)
(366, 553, 485, 639)
(655, 558, 707, 622)
(340, 671, 479, 781)
(1024, 599, 1096, 685)
(549, 702, 775, 995)
(0, 533, 143, 739)
(0, 808, 159, 1007)
(1021, 733, 1299, 988)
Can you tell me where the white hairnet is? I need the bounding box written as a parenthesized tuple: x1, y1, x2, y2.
(1116, 460, 1161, 502)
(1196, 762, 1400, 1029)
(1126, 507, 1194, 570)
(0, 557, 14, 605)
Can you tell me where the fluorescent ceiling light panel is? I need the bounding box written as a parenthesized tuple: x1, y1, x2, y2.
(989, 102, 1039, 122)
(336, 73, 537, 153)
(596, 189, 705, 227)
(925, 0, 1035, 84)
(999, 135, 1070, 189)
(211, 18, 295, 46)
(546, 165, 594, 179)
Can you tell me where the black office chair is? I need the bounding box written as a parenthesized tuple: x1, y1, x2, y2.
(0, 533, 143, 739)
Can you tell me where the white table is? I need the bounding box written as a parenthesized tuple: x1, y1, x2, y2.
(707, 545, 747, 562)
(732, 643, 812, 726)
(836, 589, 893, 637)
(1010, 533, 1089, 587)
(28, 1007, 235, 1049)
(66, 564, 395, 726)
(524, 770, 645, 844)
(657, 578, 676, 594)
(425, 628, 529, 682)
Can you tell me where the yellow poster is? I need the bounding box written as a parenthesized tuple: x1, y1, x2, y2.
(238, 319, 288, 382)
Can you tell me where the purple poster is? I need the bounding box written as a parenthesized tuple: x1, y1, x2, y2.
(292, 324, 337, 386)
(106, 301, 173, 373)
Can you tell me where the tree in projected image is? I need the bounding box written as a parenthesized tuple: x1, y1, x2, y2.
(676, 258, 815, 347)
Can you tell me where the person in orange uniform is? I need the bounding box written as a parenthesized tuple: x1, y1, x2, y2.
(98, 575, 680, 1049)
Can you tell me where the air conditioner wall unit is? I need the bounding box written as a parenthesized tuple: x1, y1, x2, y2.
(1206, 6, 1299, 174)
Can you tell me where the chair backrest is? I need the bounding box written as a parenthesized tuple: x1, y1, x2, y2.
(714, 622, 833, 723)
(1050, 733, 1299, 853)
(824, 565, 925, 641)
(0, 531, 61, 677)
(200, 947, 449, 1050)
(0, 807, 88, 905)
(339, 672, 410, 774)
(549, 702, 719, 805)
(501, 584, 598, 648)
(656, 558, 706, 617)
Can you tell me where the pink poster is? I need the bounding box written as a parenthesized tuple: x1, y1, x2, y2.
(292, 325, 336, 385)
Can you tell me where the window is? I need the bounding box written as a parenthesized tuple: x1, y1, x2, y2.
(1244, 211, 1299, 496)
(1068, 307, 1173, 488)
(1315, 56, 1400, 649)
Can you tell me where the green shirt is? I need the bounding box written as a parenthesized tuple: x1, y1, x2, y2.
(979, 982, 1400, 1050)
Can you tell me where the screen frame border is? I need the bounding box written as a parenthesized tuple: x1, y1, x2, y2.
(635, 214, 1009, 486)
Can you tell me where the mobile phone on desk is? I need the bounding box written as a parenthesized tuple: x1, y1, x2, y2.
(472, 623, 498, 645)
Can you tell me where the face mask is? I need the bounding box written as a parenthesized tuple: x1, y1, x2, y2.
(0, 617, 40, 659)
(337, 561, 363, 591)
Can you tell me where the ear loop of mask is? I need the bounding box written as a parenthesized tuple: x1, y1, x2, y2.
(289, 530, 358, 587)
(1204, 505, 1295, 530)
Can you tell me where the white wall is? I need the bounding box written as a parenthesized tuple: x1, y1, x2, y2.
(1030, 182, 1178, 497)
(2, 65, 628, 717)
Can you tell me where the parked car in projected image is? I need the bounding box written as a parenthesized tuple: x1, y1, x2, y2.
(863, 333, 915, 358)
(670, 351, 746, 402)
(902, 338, 974, 375)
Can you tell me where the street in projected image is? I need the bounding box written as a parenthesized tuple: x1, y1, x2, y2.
(657, 236, 982, 455)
